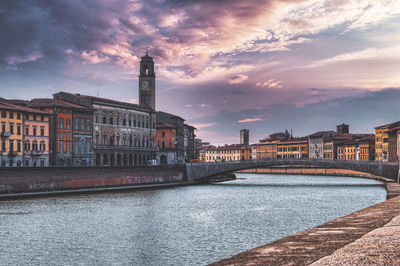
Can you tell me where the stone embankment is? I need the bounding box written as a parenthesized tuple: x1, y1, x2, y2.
(211, 179, 400, 266)
(0, 165, 186, 197)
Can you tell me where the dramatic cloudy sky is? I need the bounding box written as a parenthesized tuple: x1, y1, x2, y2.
(1, 0, 400, 145)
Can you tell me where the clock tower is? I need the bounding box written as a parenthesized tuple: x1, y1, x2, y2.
(139, 52, 156, 110)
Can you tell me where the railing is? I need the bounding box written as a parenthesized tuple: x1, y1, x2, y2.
(1, 132, 11, 138)
(93, 144, 156, 151)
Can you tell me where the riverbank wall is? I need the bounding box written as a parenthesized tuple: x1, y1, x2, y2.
(238, 167, 378, 178)
(0, 165, 186, 194)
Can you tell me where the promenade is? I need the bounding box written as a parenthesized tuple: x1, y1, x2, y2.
(211, 181, 400, 265)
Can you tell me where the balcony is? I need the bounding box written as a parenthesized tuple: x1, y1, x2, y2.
(1, 132, 11, 138)
(93, 144, 156, 152)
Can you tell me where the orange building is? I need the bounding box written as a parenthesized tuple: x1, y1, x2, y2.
(156, 123, 177, 164)
(28, 99, 89, 166)
(256, 131, 290, 159)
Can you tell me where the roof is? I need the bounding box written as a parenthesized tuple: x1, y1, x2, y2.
(0, 100, 51, 115)
(53, 92, 149, 111)
(278, 137, 308, 144)
(156, 123, 175, 129)
(184, 123, 197, 130)
(375, 121, 400, 130)
(308, 131, 336, 138)
(157, 111, 185, 122)
(28, 98, 89, 110)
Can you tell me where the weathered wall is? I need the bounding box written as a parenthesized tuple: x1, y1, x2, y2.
(0, 165, 186, 194)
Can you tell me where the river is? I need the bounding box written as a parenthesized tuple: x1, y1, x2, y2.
(0, 173, 387, 265)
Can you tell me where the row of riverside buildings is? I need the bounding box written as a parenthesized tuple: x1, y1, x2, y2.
(200, 122, 400, 163)
(0, 54, 197, 167)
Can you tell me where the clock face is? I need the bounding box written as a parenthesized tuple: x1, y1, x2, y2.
(141, 81, 150, 88)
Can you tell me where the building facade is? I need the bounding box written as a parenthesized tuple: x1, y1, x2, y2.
(308, 131, 336, 159)
(277, 138, 308, 159)
(156, 123, 177, 164)
(0, 102, 24, 167)
(204, 144, 251, 162)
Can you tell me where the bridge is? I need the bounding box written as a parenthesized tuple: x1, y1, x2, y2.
(185, 159, 400, 182)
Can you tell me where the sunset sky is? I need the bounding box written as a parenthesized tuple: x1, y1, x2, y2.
(1, 0, 400, 145)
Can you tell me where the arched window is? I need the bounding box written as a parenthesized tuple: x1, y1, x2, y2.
(24, 140, 30, 151)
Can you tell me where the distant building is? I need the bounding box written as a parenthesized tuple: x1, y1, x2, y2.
(277, 137, 308, 159)
(204, 144, 251, 162)
(156, 123, 177, 164)
(240, 129, 249, 145)
(337, 123, 349, 135)
(308, 131, 336, 159)
(256, 130, 290, 159)
(375, 121, 400, 162)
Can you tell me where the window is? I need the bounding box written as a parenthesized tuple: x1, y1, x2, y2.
(116, 136, 120, 146)
(59, 118, 64, 129)
(9, 112, 13, 119)
(66, 141, 71, 153)
(66, 118, 71, 129)
(95, 133, 99, 144)
(123, 118, 126, 126)
(1, 122, 5, 133)
(33, 126, 37, 136)
(95, 115, 99, 124)
(74, 140, 79, 153)
(129, 119, 132, 127)
(81, 119, 85, 131)
(17, 112, 21, 119)
(59, 141, 63, 153)
(17, 140, 21, 152)
(1, 111, 6, 118)
(81, 140, 86, 154)
(40, 127, 44, 136)
(24, 141, 30, 151)
(116, 117, 119, 125)
(10, 123, 14, 134)
(1, 140, 5, 152)
(162, 131, 165, 137)
(41, 115, 44, 121)
(133, 118, 136, 127)
(32, 140, 37, 151)
(102, 135, 107, 145)
(25, 126, 29, 136)
(10, 140, 14, 152)
(75, 118, 79, 130)
(33, 115, 37, 121)
(110, 136, 114, 145)
(86, 120, 90, 131)
(103, 116, 106, 124)
(110, 116, 113, 125)
(17, 124, 21, 135)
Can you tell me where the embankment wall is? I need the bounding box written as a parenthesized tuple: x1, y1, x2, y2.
(0, 165, 185, 194)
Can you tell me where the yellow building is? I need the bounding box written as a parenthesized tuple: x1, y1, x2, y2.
(277, 138, 308, 159)
(204, 144, 251, 162)
(375, 121, 400, 162)
(0, 102, 24, 167)
(256, 131, 290, 159)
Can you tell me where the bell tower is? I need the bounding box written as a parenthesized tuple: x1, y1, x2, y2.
(139, 52, 156, 110)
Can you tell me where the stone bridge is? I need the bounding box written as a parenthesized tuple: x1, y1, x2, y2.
(185, 159, 400, 182)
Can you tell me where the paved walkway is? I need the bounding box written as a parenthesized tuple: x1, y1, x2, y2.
(211, 184, 400, 266)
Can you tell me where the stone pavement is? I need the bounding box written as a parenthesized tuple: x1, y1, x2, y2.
(311, 214, 400, 265)
(211, 192, 400, 266)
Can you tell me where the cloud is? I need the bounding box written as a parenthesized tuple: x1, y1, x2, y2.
(191, 122, 217, 129)
(256, 79, 283, 89)
(238, 116, 263, 123)
(7, 51, 43, 65)
(228, 74, 248, 84)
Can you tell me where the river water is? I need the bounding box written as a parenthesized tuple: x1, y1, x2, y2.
(0, 174, 386, 265)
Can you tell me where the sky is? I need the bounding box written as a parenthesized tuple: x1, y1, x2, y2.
(1, 0, 400, 145)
